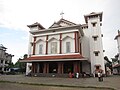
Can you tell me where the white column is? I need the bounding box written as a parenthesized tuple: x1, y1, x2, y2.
(26, 63, 32, 75)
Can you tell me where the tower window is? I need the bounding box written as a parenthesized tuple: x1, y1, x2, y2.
(101, 34, 103, 37)
(94, 51, 100, 56)
(92, 35, 98, 41)
(91, 22, 97, 27)
(94, 37, 97, 41)
(5, 61, 8, 64)
(1, 60, 3, 63)
(95, 52, 99, 56)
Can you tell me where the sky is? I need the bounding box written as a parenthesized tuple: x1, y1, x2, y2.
(0, 0, 120, 63)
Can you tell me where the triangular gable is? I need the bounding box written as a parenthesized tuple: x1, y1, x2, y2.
(62, 36, 74, 40)
(48, 37, 59, 42)
(49, 22, 62, 28)
(56, 18, 76, 27)
(49, 18, 77, 28)
(27, 22, 45, 30)
(35, 39, 45, 43)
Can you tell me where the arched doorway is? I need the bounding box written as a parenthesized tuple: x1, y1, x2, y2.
(63, 62, 73, 73)
(49, 62, 58, 73)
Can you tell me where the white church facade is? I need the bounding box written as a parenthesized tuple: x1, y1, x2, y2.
(22, 12, 105, 77)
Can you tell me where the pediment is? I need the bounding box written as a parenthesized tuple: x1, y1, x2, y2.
(57, 18, 76, 27)
(48, 37, 59, 42)
(49, 18, 77, 28)
(49, 22, 62, 28)
(36, 39, 45, 43)
(62, 36, 73, 40)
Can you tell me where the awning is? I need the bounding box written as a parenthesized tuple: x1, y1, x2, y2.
(113, 64, 120, 68)
(20, 53, 87, 62)
(94, 64, 101, 67)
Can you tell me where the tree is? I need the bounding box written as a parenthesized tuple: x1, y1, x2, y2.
(23, 54, 28, 59)
(14, 54, 28, 73)
(104, 56, 112, 72)
(111, 54, 120, 64)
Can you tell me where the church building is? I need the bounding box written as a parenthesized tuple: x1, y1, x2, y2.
(22, 12, 105, 77)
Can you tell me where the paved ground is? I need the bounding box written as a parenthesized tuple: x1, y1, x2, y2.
(0, 75, 120, 90)
(0, 82, 110, 90)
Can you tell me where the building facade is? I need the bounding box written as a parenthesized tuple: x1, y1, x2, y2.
(23, 12, 105, 76)
(114, 31, 120, 74)
(0, 44, 14, 73)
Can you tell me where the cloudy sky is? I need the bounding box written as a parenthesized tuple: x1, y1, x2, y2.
(0, 0, 120, 63)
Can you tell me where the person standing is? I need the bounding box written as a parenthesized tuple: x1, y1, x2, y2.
(76, 72, 79, 79)
(98, 71, 101, 81)
(98, 70, 103, 82)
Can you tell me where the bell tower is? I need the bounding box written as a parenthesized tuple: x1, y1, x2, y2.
(84, 12, 105, 74)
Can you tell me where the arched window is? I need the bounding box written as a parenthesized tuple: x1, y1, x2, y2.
(66, 42, 71, 53)
(39, 44, 43, 54)
(51, 42, 57, 54)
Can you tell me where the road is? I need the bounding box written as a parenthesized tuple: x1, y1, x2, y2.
(0, 75, 119, 90)
(0, 82, 111, 90)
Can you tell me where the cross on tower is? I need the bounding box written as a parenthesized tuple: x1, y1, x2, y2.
(60, 12, 64, 18)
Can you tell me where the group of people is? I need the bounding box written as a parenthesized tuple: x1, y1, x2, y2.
(69, 72, 87, 78)
(69, 72, 79, 78)
(69, 70, 104, 82)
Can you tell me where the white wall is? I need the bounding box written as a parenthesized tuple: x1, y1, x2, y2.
(29, 31, 76, 55)
(30, 26, 38, 31)
(87, 16, 105, 74)
(81, 27, 90, 59)
(117, 37, 120, 60)
(82, 61, 91, 73)
(48, 35, 60, 54)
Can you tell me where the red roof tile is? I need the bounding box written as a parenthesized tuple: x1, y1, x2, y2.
(25, 54, 84, 61)
(113, 64, 120, 68)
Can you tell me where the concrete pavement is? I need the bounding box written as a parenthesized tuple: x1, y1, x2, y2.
(0, 75, 120, 90)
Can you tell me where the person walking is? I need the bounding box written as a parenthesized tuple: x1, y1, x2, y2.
(98, 70, 103, 82)
(98, 71, 101, 81)
(76, 72, 79, 79)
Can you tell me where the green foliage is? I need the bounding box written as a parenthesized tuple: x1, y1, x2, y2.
(111, 54, 119, 63)
(14, 54, 28, 73)
(104, 56, 113, 71)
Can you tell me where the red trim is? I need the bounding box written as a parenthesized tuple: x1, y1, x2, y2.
(77, 33, 80, 53)
(113, 64, 120, 68)
(60, 33, 62, 54)
(76, 32, 79, 52)
(33, 37, 36, 55)
(80, 43, 82, 54)
(46, 63, 49, 73)
(58, 63, 61, 74)
(46, 35, 48, 54)
(61, 63, 63, 74)
(74, 32, 77, 53)
(25, 54, 84, 61)
(43, 63, 47, 73)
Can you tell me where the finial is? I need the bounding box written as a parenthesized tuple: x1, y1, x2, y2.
(118, 30, 120, 34)
(60, 11, 64, 18)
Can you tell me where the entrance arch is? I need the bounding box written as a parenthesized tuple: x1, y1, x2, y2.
(63, 62, 73, 73)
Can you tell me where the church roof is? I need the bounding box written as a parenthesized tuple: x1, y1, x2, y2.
(115, 30, 120, 39)
(0, 44, 7, 50)
(49, 22, 62, 28)
(84, 12, 103, 23)
(113, 63, 120, 68)
(57, 18, 77, 25)
(49, 18, 77, 28)
(27, 22, 45, 29)
(20, 53, 85, 62)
